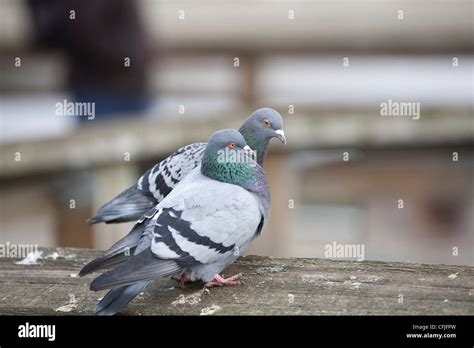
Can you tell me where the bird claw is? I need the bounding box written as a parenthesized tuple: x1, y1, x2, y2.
(172, 273, 192, 288)
(205, 273, 243, 288)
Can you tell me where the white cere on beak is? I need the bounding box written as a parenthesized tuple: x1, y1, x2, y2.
(275, 129, 287, 144)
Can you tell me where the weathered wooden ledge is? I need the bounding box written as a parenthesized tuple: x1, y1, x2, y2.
(0, 247, 472, 315)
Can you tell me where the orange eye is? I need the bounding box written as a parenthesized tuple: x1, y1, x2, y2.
(263, 119, 271, 128)
(228, 143, 236, 148)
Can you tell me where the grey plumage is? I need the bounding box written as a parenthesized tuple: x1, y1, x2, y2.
(82, 129, 271, 315)
(94, 281, 150, 316)
(80, 207, 159, 276)
(91, 248, 181, 291)
(87, 185, 156, 224)
(88, 108, 283, 225)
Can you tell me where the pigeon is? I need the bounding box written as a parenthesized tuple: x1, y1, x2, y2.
(88, 108, 285, 224)
(81, 129, 271, 315)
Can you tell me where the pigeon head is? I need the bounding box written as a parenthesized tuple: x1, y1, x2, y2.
(203, 129, 252, 158)
(238, 108, 286, 166)
(201, 129, 267, 194)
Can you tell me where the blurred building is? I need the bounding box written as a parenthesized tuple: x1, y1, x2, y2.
(0, 0, 472, 266)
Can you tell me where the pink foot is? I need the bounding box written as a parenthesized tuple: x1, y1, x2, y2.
(172, 273, 192, 287)
(205, 273, 243, 288)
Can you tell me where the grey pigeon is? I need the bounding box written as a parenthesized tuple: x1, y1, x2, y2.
(88, 108, 284, 224)
(81, 129, 271, 315)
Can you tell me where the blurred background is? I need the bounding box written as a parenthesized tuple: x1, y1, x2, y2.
(0, 0, 472, 265)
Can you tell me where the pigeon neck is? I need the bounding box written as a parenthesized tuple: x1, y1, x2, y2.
(238, 127, 269, 166)
(201, 152, 268, 195)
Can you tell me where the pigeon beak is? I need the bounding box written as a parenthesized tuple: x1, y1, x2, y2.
(275, 129, 287, 144)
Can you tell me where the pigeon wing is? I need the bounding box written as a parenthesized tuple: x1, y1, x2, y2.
(88, 143, 206, 224)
